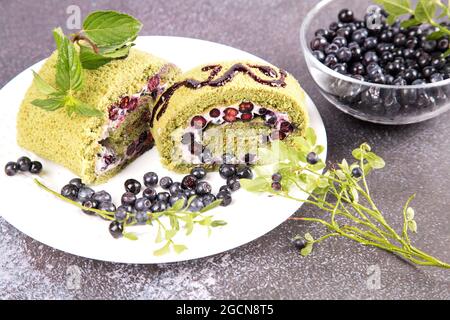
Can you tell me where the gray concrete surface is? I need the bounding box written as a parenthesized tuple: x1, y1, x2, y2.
(0, 0, 449, 299)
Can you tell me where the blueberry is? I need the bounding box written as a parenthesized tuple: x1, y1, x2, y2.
(338, 9, 354, 23)
(380, 51, 394, 64)
(423, 66, 437, 78)
(404, 68, 419, 84)
(29, 161, 43, 174)
(159, 176, 173, 189)
(349, 43, 362, 61)
(202, 193, 216, 207)
(194, 181, 211, 196)
(306, 152, 319, 165)
(109, 221, 124, 239)
(315, 28, 332, 40)
(121, 192, 136, 206)
(134, 197, 151, 212)
(271, 182, 282, 191)
(332, 36, 347, 48)
(219, 185, 232, 195)
(219, 164, 236, 179)
(17, 156, 32, 172)
(292, 238, 307, 250)
(310, 37, 328, 51)
(352, 29, 368, 45)
(61, 184, 79, 200)
(379, 30, 393, 43)
(236, 166, 253, 180)
(150, 201, 167, 213)
(393, 33, 406, 47)
(336, 47, 352, 63)
(272, 173, 282, 182)
(191, 166, 207, 180)
(392, 47, 403, 57)
(4, 162, 18, 176)
(216, 192, 232, 207)
(325, 43, 339, 55)
(188, 196, 204, 212)
(93, 190, 112, 203)
(184, 188, 196, 199)
(431, 56, 446, 69)
(157, 192, 170, 203)
(312, 50, 325, 62)
(98, 202, 116, 213)
(69, 178, 84, 189)
(352, 167, 363, 178)
(81, 199, 98, 215)
(422, 40, 437, 52)
(143, 187, 157, 201)
(350, 62, 365, 75)
(362, 51, 379, 65)
(143, 172, 158, 187)
(437, 38, 449, 52)
(406, 36, 419, 49)
(324, 54, 338, 67)
(363, 37, 378, 50)
(169, 182, 184, 196)
(182, 174, 198, 190)
(169, 194, 188, 208)
(226, 177, 241, 192)
(124, 179, 141, 194)
(135, 211, 148, 224)
(333, 63, 347, 74)
(115, 206, 129, 221)
(328, 21, 340, 32)
(417, 53, 431, 68)
(336, 27, 351, 39)
(77, 187, 95, 202)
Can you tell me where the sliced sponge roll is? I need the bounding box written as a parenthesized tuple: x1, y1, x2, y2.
(151, 60, 309, 172)
(17, 48, 181, 184)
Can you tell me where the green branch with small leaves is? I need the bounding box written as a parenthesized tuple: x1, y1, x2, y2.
(34, 178, 226, 256)
(241, 128, 450, 269)
(31, 11, 142, 117)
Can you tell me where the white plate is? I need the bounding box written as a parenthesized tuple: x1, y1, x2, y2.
(0, 36, 326, 264)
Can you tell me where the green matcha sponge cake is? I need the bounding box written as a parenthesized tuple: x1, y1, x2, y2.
(150, 61, 309, 172)
(17, 48, 181, 184)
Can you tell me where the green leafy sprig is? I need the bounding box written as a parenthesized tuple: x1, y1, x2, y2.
(34, 179, 226, 256)
(241, 128, 450, 269)
(31, 11, 142, 117)
(375, 0, 450, 55)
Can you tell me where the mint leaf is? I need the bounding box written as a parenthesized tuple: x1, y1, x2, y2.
(400, 18, 421, 28)
(82, 11, 142, 47)
(153, 241, 171, 256)
(53, 28, 83, 92)
(32, 71, 57, 95)
(173, 244, 188, 254)
(79, 45, 113, 70)
(123, 232, 138, 241)
(211, 220, 227, 227)
(374, 0, 413, 16)
(72, 100, 103, 117)
(31, 96, 64, 111)
(414, 0, 436, 22)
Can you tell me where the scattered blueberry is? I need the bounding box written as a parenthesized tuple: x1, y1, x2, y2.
(61, 184, 79, 200)
(216, 192, 232, 207)
(191, 166, 207, 180)
(135, 211, 148, 224)
(292, 238, 307, 250)
(306, 152, 319, 165)
(182, 174, 198, 190)
(93, 190, 112, 203)
(81, 199, 98, 215)
(352, 167, 363, 178)
(4, 162, 18, 176)
(109, 221, 124, 239)
(69, 178, 84, 189)
(77, 187, 95, 202)
(143, 172, 158, 187)
(121, 192, 137, 206)
(135, 197, 151, 212)
(169, 182, 184, 196)
(159, 176, 173, 189)
(196, 181, 212, 196)
(169, 194, 188, 208)
(219, 164, 236, 179)
(271, 182, 282, 191)
(17, 156, 32, 172)
(29, 161, 43, 174)
(157, 192, 170, 203)
(272, 173, 282, 182)
(236, 166, 253, 180)
(226, 177, 241, 192)
(150, 201, 167, 213)
(219, 185, 232, 195)
(143, 187, 157, 201)
(202, 193, 217, 207)
(188, 196, 205, 212)
(115, 206, 129, 221)
(124, 179, 141, 195)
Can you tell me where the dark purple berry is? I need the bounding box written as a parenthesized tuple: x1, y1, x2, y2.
(236, 166, 253, 179)
(271, 182, 282, 191)
(219, 185, 232, 195)
(159, 176, 173, 189)
(61, 184, 78, 200)
(191, 166, 207, 180)
(29, 161, 43, 174)
(312, 50, 325, 62)
(143, 172, 158, 187)
(226, 177, 241, 191)
(115, 206, 128, 221)
(169, 182, 183, 196)
(150, 201, 168, 213)
(336, 47, 352, 62)
(82, 199, 99, 215)
(292, 238, 307, 250)
(143, 187, 157, 201)
(352, 167, 363, 178)
(216, 192, 232, 207)
(93, 190, 112, 203)
(134, 197, 152, 212)
(332, 36, 347, 48)
(219, 164, 236, 179)
(324, 54, 338, 67)
(17, 156, 32, 172)
(109, 221, 124, 239)
(69, 178, 84, 189)
(124, 179, 141, 194)
(182, 174, 198, 190)
(310, 37, 328, 51)
(121, 192, 136, 206)
(4, 162, 18, 176)
(157, 192, 170, 203)
(306, 152, 319, 165)
(338, 9, 354, 23)
(77, 187, 95, 202)
(272, 173, 282, 182)
(196, 181, 212, 196)
(202, 193, 216, 207)
(98, 202, 116, 213)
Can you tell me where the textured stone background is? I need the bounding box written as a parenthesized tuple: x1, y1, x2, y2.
(1, 0, 449, 299)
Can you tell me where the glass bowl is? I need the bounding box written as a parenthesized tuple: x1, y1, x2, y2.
(300, 0, 450, 124)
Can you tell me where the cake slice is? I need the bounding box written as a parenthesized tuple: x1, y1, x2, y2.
(151, 61, 309, 172)
(17, 48, 181, 184)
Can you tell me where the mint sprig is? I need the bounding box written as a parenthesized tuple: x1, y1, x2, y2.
(31, 11, 142, 117)
(375, 0, 450, 56)
(241, 128, 450, 269)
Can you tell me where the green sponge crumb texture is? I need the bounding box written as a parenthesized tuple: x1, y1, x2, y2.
(17, 48, 181, 184)
(153, 60, 309, 172)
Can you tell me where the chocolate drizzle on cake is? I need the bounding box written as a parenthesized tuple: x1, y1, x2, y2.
(150, 63, 288, 127)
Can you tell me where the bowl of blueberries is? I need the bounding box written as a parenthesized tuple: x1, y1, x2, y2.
(300, 0, 450, 124)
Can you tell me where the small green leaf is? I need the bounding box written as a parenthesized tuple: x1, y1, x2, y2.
(31, 97, 64, 111)
(300, 243, 313, 257)
(153, 241, 171, 256)
(352, 148, 363, 160)
(79, 45, 113, 70)
(123, 232, 138, 241)
(427, 30, 447, 40)
(414, 0, 436, 22)
(406, 207, 415, 220)
(53, 28, 84, 92)
(82, 11, 142, 47)
(335, 170, 346, 180)
(240, 177, 268, 192)
(304, 233, 314, 242)
(173, 243, 188, 254)
(374, 0, 413, 16)
(165, 229, 177, 240)
(200, 199, 222, 213)
(72, 100, 103, 117)
(386, 14, 398, 25)
(211, 220, 227, 227)
(171, 198, 186, 212)
(32, 71, 57, 95)
(408, 220, 418, 233)
(198, 216, 212, 226)
(400, 18, 421, 28)
(366, 152, 385, 169)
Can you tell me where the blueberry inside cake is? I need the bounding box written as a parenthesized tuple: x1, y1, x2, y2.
(150, 61, 309, 172)
(17, 49, 181, 184)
